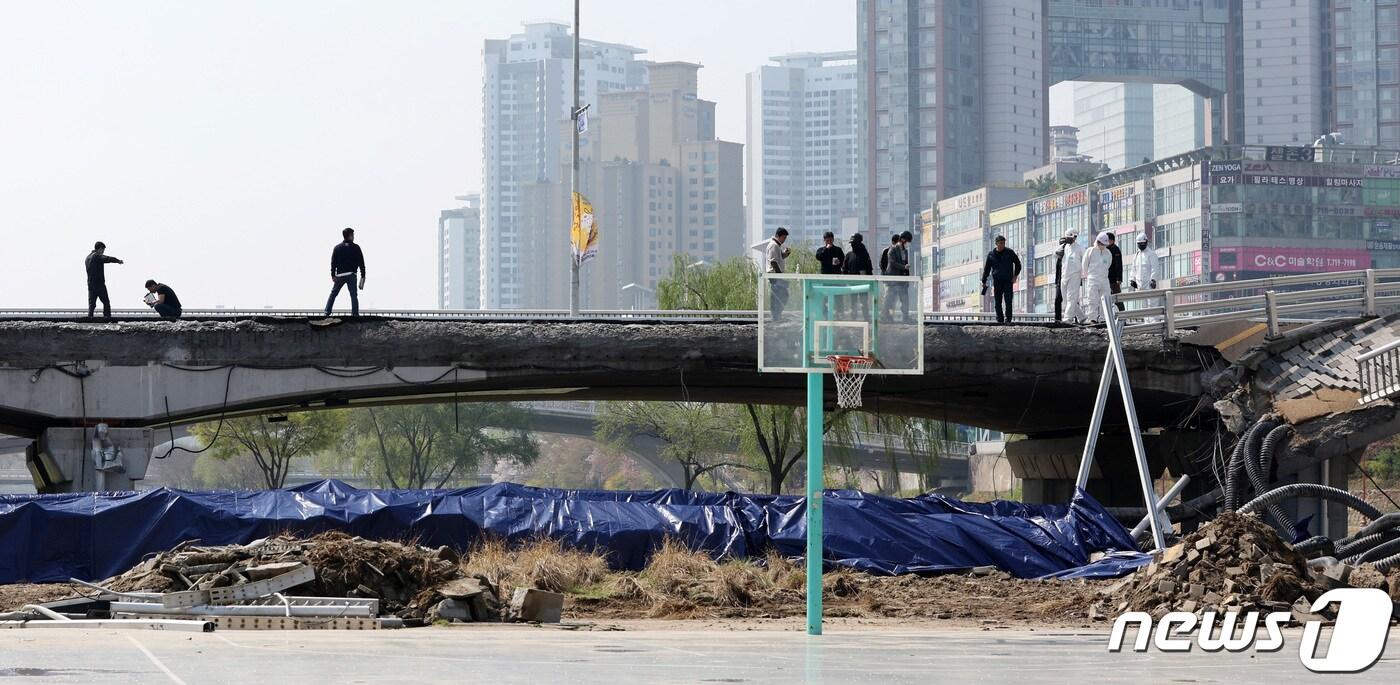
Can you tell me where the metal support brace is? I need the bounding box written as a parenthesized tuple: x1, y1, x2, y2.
(1162, 290, 1176, 339)
(1075, 295, 1168, 552)
(1364, 269, 1377, 317)
(1264, 290, 1281, 340)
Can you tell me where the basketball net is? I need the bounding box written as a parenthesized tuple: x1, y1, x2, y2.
(827, 354, 874, 409)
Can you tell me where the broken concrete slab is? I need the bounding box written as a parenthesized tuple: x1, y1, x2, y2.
(510, 588, 564, 624)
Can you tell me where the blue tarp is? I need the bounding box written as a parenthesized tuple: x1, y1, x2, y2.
(0, 481, 1142, 584)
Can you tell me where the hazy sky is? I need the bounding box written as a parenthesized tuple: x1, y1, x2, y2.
(0, 1, 855, 310)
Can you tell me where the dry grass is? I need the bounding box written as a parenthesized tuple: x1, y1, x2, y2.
(461, 536, 611, 600)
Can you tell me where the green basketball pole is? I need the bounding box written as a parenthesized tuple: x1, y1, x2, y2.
(806, 370, 824, 636)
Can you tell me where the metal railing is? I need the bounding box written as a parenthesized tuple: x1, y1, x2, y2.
(0, 307, 1056, 324)
(1358, 339, 1400, 405)
(1114, 268, 1400, 337)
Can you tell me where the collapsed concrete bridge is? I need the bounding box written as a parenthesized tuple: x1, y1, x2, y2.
(1, 309, 1397, 531)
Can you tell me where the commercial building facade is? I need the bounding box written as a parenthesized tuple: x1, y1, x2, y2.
(926, 145, 1400, 318)
(746, 52, 860, 251)
(924, 187, 1030, 313)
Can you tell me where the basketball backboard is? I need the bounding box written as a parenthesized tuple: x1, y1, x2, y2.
(758, 274, 923, 375)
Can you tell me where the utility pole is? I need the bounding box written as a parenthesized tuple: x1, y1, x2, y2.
(569, 0, 582, 316)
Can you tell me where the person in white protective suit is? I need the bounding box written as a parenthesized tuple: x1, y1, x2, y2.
(1130, 232, 1157, 292)
(1081, 231, 1114, 323)
(1056, 229, 1084, 323)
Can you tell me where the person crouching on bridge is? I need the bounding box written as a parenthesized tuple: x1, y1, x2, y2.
(325, 227, 367, 317)
(143, 280, 182, 319)
(1081, 232, 1113, 323)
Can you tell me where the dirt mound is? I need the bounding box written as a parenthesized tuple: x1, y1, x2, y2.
(1092, 512, 1325, 619)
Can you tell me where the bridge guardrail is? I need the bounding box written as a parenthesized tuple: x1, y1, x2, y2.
(1115, 268, 1400, 338)
(1358, 338, 1400, 405)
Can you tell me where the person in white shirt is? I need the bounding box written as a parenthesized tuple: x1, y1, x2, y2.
(1081, 232, 1114, 323)
(1130, 233, 1157, 292)
(766, 227, 791, 316)
(1056, 229, 1084, 323)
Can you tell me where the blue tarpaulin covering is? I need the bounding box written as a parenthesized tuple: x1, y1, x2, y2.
(0, 481, 1143, 584)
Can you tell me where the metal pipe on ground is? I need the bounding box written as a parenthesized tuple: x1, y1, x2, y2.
(107, 601, 374, 618)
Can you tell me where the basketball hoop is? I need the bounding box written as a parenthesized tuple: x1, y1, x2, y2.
(828, 354, 874, 408)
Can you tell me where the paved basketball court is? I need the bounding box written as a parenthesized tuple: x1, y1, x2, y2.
(1, 624, 1395, 684)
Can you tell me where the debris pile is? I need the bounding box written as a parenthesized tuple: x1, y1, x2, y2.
(71, 532, 506, 627)
(1091, 513, 1328, 620)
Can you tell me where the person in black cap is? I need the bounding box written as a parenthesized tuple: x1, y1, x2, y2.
(84, 241, 124, 319)
(843, 233, 874, 319)
(980, 235, 1022, 324)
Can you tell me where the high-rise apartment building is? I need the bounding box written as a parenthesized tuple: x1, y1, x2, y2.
(1332, 0, 1400, 147)
(515, 62, 744, 310)
(859, 0, 1237, 238)
(438, 194, 481, 309)
(1071, 83, 1205, 171)
(480, 23, 646, 309)
(858, 1, 1046, 238)
(1241, 0, 1330, 145)
(746, 52, 860, 250)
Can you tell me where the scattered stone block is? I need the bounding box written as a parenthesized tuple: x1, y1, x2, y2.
(510, 587, 564, 624)
(1188, 583, 1205, 600)
(1194, 537, 1214, 552)
(1157, 579, 1177, 595)
(1162, 544, 1185, 564)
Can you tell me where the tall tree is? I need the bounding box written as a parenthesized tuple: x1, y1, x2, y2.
(596, 401, 741, 490)
(733, 404, 851, 494)
(346, 403, 538, 489)
(190, 411, 345, 489)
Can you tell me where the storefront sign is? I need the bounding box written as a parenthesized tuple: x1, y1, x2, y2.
(1363, 165, 1400, 180)
(1264, 146, 1316, 162)
(1214, 247, 1370, 273)
(1211, 203, 1243, 214)
(1031, 188, 1089, 214)
(1208, 161, 1242, 185)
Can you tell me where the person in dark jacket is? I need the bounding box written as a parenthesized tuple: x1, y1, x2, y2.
(842, 233, 874, 319)
(1106, 232, 1125, 311)
(814, 231, 846, 275)
(980, 235, 1023, 324)
(325, 227, 367, 316)
(842, 233, 873, 276)
(143, 279, 182, 319)
(85, 241, 124, 319)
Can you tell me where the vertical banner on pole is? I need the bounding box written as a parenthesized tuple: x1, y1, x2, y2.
(805, 372, 824, 636)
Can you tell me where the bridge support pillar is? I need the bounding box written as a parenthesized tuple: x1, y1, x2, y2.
(1008, 432, 1211, 506)
(28, 427, 153, 493)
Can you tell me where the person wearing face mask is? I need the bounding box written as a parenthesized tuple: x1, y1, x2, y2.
(1081, 232, 1114, 323)
(1055, 229, 1083, 324)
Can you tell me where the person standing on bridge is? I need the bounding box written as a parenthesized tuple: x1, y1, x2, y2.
(1106, 232, 1125, 312)
(325, 227, 367, 317)
(1081, 232, 1113, 323)
(843, 233, 873, 319)
(1130, 232, 1157, 293)
(1055, 229, 1083, 324)
(815, 231, 845, 275)
(881, 231, 913, 324)
(765, 227, 791, 317)
(143, 280, 183, 319)
(980, 235, 1022, 324)
(84, 241, 124, 319)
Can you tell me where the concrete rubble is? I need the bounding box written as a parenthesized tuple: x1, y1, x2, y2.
(1090, 512, 1400, 623)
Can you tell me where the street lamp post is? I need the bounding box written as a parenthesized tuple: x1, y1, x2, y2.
(569, 0, 582, 317)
